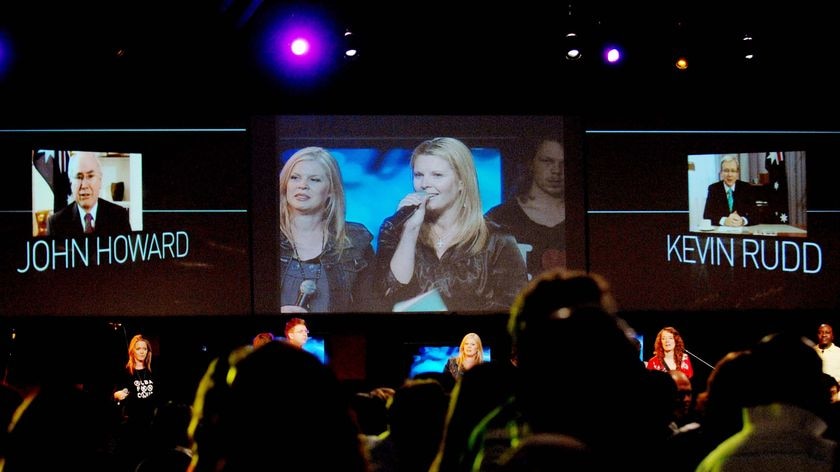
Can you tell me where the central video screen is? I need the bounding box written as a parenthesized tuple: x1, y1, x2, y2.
(251, 115, 569, 315)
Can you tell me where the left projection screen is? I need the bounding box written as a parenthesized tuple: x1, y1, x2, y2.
(0, 128, 252, 316)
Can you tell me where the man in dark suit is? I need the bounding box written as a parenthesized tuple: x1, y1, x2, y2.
(46, 152, 132, 237)
(703, 154, 757, 227)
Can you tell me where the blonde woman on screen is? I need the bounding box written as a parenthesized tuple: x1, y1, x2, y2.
(278, 147, 376, 313)
(444, 332, 485, 381)
(375, 137, 527, 312)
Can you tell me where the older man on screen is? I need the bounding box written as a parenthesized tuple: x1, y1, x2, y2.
(46, 152, 132, 237)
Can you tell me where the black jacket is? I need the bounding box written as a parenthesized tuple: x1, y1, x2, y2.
(279, 222, 376, 313)
(376, 218, 528, 313)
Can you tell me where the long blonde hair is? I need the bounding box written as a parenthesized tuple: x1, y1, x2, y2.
(457, 332, 484, 370)
(278, 147, 350, 254)
(410, 137, 488, 255)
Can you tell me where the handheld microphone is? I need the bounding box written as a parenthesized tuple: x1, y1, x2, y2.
(296, 279, 317, 308)
(384, 192, 428, 231)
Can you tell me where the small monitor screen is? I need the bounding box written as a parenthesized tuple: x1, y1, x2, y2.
(634, 333, 644, 363)
(276, 336, 327, 364)
(408, 345, 492, 379)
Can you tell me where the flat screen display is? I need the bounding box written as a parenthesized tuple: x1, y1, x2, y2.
(251, 115, 569, 315)
(275, 336, 327, 364)
(408, 344, 492, 379)
(0, 128, 251, 316)
(584, 129, 839, 311)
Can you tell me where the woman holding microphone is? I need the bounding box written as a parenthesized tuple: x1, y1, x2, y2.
(376, 137, 527, 313)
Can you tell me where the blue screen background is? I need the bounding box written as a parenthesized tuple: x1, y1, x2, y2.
(409, 345, 492, 378)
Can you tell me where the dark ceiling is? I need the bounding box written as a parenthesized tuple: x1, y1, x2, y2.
(0, 2, 834, 124)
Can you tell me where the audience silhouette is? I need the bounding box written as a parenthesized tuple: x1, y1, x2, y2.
(368, 378, 449, 472)
(434, 268, 662, 471)
(0, 304, 836, 472)
(697, 333, 835, 471)
(187, 341, 368, 471)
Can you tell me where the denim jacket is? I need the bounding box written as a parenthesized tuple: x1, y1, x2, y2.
(279, 222, 375, 313)
(376, 218, 528, 313)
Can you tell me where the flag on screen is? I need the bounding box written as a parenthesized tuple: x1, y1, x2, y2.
(33, 149, 72, 211)
(57, 150, 70, 174)
(32, 150, 55, 191)
(55, 150, 72, 209)
(764, 151, 789, 223)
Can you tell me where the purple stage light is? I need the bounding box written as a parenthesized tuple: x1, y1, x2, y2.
(604, 46, 621, 64)
(0, 30, 12, 79)
(254, 5, 341, 87)
(290, 38, 310, 56)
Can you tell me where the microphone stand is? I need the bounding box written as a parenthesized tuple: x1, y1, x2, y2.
(2, 328, 15, 384)
(684, 348, 716, 370)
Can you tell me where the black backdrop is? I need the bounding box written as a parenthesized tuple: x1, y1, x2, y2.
(0, 3, 839, 394)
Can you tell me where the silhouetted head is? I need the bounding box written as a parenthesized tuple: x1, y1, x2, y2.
(507, 268, 645, 445)
(251, 332, 274, 348)
(750, 332, 827, 415)
(508, 268, 633, 373)
(187, 341, 366, 472)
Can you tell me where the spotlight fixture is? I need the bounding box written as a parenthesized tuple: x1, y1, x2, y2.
(670, 18, 690, 72)
(741, 33, 756, 61)
(0, 30, 12, 80)
(563, 3, 584, 62)
(290, 37, 311, 56)
(603, 44, 622, 65)
(565, 32, 582, 61)
(343, 28, 359, 60)
(255, 4, 343, 87)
